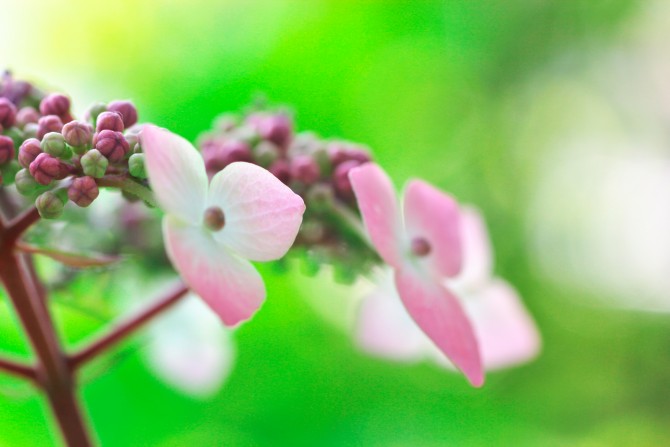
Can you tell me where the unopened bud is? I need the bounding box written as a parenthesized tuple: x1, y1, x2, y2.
(37, 115, 64, 140)
(247, 113, 293, 150)
(333, 160, 361, 198)
(80, 149, 108, 178)
(107, 100, 138, 128)
(23, 123, 38, 139)
(68, 176, 99, 207)
(14, 169, 44, 196)
(269, 159, 291, 184)
(253, 141, 279, 168)
(62, 120, 92, 148)
(85, 102, 107, 123)
(16, 107, 39, 127)
(29, 153, 63, 185)
(18, 139, 42, 168)
(128, 153, 147, 179)
(203, 140, 251, 173)
(36, 191, 65, 219)
(0, 98, 17, 128)
(95, 130, 129, 162)
(96, 111, 124, 132)
(0, 135, 16, 164)
(41, 132, 70, 158)
(39, 93, 71, 121)
(291, 155, 320, 184)
(306, 183, 334, 212)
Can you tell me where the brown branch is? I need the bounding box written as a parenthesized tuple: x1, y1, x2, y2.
(69, 283, 189, 369)
(4, 206, 41, 245)
(0, 356, 37, 381)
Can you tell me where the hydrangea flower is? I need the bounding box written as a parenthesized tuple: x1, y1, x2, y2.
(142, 125, 305, 326)
(349, 163, 483, 385)
(357, 207, 540, 371)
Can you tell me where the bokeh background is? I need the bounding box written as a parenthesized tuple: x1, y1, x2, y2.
(2, 0, 670, 445)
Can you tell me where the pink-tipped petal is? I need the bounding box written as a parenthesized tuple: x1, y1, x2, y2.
(403, 180, 462, 278)
(207, 162, 305, 261)
(465, 279, 541, 369)
(142, 125, 208, 224)
(349, 163, 404, 268)
(458, 207, 493, 289)
(163, 216, 265, 326)
(395, 267, 483, 386)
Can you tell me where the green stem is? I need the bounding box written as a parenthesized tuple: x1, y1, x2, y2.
(329, 199, 374, 250)
(96, 175, 158, 208)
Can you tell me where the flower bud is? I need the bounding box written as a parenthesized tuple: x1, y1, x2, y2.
(247, 113, 293, 150)
(16, 107, 39, 127)
(96, 111, 124, 132)
(95, 130, 129, 162)
(68, 176, 99, 207)
(107, 100, 138, 128)
(29, 153, 63, 185)
(36, 191, 65, 219)
(37, 115, 64, 140)
(41, 132, 70, 158)
(23, 123, 38, 139)
(333, 160, 361, 198)
(0, 135, 16, 164)
(128, 153, 147, 179)
(0, 98, 17, 128)
(18, 138, 42, 169)
(269, 159, 291, 184)
(253, 141, 279, 168)
(62, 120, 92, 148)
(39, 93, 71, 121)
(85, 102, 107, 123)
(203, 140, 251, 173)
(306, 183, 334, 212)
(15, 169, 43, 196)
(80, 149, 108, 178)
(291, 155, 320, 184)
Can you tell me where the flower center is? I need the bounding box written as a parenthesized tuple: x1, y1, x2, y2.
(203, 206, 225, 231)
(410, 237, 431, 257)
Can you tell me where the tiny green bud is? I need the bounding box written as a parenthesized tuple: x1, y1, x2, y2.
(87, 102, 107, 125)
(36, 191, 65, 219)
(253, 141, 279, 168)
(41, 132, 70, 158)
(80, 149, 108, 178)
(4, 126, 24, 148)
(128, 153, 147, 179)
(15, 168, 44, 196)
(23, 123, 38, 139)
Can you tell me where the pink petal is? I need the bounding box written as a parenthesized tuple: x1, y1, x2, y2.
(141, 125, 208, 224)
(403, 180, 462, 278)
(349, 163, 403, 268)
(163, 216, 265, 326)
(395, 267, 483, 386)
(207, 162, 305, 261)
(465, 279, 541, 369)
(458, 207, 493, 289)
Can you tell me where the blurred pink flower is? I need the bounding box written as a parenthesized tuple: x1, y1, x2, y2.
(142, 125, 305, 326)
(349, 163, 483, 386)
(357, 208, 540, 371)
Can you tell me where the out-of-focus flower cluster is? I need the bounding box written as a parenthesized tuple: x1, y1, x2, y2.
(0, 72, 147, 218)
(197, 110, 380, 281)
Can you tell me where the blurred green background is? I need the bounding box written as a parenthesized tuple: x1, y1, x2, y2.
(2, 0, 670, 445)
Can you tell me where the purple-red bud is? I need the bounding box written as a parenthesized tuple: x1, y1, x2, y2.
(39, 93, 72, 122)
(333, 160, 361, 198)
(0, 98, 17, 129)
(16, 107, 39, 127)
(96, 111, 124, 132)
(329, 144, 371, 166)
(29, 153, 63, 185)
(68, 176, 99, 207)
(269, 159, 291, 185)
(107, 100, 138, 128)
(95, 130, 129, 162)
(18, 138, 42, 168)
(62, 120, 92, 147)
(37, 115, 64, 140)
(203, 140, 251, 173)
(291, 155, 320, 184)
(0, 136, 15, 164)
(247, 113, 293, 150)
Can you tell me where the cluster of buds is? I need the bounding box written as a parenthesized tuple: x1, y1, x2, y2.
(197, 110, 379, 281)
(1, 72, 148, 219)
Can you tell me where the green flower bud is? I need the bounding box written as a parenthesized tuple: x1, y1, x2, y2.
(87, 102, 107, 125)
(128, 153, 146, 179)
(4, 126, 24, 148)
(36, 191, 65, 219)
(80, 149, 108, 178)
(15, 168, 44, 196)
(253, 141, 279, 168)
(41, 132, 71, 159)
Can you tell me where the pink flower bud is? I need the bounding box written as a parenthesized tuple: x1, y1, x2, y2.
(333, 160, 361, 198)
(0, 136, 15, 164)
(19, 138, 42, 168)
(269, 159, 291, 185)
(0, 98, 17, 128)
(39, 93, 72, 121)
(95, 130, 129, 162)
(96, 111, 124, 132)
(247, 113, 293, 150)
(37, 115, 64, 140)
(29, 153, 62, 185)
(203, 140, 251, 173)
(62, 120, 92, 147)
(328, 144, 371, 166)
(16, 107, 39, 127)
(68, 176, 99, 207)
(290, 155, 320, 184)
(107, 100, 138, 128)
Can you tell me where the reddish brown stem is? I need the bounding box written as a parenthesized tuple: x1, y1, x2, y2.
(4, 206, 41, 246)
(69, 283, 189, 369)
(0, 356, 37, 380)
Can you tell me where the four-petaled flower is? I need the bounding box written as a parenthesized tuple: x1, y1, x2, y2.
(357, 207, 540, 372)
(142, 125, 305, 326)
(349, 162, 483, 386)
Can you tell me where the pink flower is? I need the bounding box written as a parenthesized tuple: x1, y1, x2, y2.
(141, 125, 306, 326)
(357, 208, 540, 372)
(349, 162, 482, 385)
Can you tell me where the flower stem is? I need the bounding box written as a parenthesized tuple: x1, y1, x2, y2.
(0, 356, 37, 380)
(96, 175, 158, 208)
